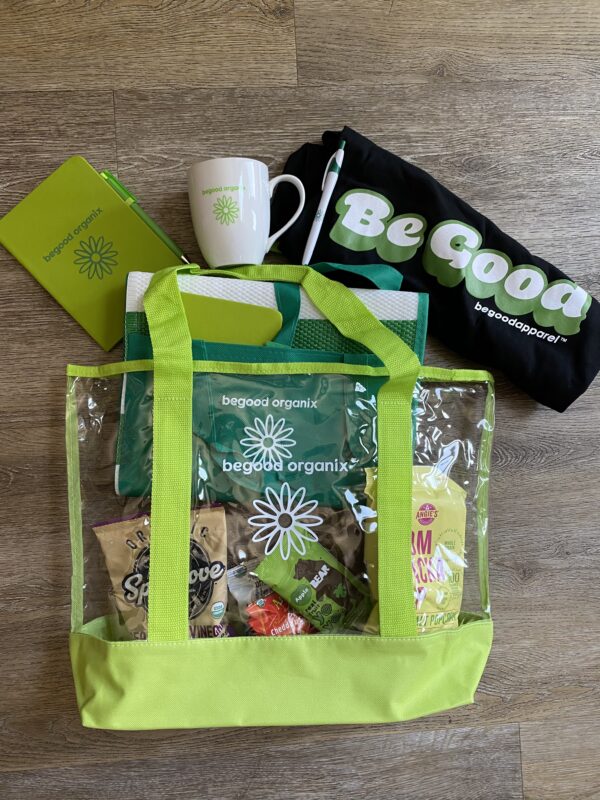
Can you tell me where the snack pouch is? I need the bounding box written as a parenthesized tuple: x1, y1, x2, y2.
(227, 558, 272, 625)
(364, 465, 467, 633)
(227, 560, 313, 636)
(246, 593, 313, 637)
(93, 506, 228, 639)
(255, 538, 372, 632)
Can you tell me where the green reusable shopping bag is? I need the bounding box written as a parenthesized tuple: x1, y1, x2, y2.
(123, 261, 428, 355)
(115, 262, 428, 500)
(66, 264, 494, 729)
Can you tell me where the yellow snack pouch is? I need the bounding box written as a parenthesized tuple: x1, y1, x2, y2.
(363, 465, 467, 633)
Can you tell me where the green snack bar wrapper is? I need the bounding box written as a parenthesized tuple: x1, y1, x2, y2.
(254, 536, 372, 632)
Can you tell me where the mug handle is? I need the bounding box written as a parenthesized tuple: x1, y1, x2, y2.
(266, 174, 306, 252)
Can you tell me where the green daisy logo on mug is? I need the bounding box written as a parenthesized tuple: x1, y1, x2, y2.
(74, 235, 118, 279)
(212, 195, 239, 226)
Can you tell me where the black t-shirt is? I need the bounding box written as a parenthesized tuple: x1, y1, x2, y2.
(272, 127, 600, 411)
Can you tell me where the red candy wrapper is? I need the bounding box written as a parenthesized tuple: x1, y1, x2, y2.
(247, 593, 313, 636)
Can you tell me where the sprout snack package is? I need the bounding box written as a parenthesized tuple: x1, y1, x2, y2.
(92, 507, 229, 639)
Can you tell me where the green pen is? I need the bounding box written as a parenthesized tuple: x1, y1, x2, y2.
(100, 170, 190, 263)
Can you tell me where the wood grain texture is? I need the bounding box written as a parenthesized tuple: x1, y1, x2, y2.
(112, 82, 600, 293)
(521, 716, 600, 800)
(0, 723, 523, 800)
(295, 0, 600, 84)
(0, 1, 296, 90)
(1, 3, 600, 798)
(0, 92, 118, 767)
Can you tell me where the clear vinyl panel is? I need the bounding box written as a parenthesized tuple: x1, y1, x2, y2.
(361, 380, 493, 634)
(68, 370, 493, 641)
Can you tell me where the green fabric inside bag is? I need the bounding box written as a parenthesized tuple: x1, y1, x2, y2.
(117, 275, 427, 502)
(116, 337, 387, 503)
(125, 310, 424, 357)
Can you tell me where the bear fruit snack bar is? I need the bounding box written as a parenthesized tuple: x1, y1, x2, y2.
(255, 537, 372, 632)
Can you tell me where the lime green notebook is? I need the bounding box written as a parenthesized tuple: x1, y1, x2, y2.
(0, 156, 185, 350)
(181, 293, 283, 344)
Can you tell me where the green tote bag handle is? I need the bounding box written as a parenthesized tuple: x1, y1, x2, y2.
(272, 262, 402, 345)
(143, 264, 420, 642)
(311, 261, 402, 290)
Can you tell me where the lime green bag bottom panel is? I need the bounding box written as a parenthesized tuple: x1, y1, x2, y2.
(71, 617, 493, 729)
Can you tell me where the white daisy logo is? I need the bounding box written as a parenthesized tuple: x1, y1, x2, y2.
(248, 483, 323, 560)
(240, 414, 296, 467)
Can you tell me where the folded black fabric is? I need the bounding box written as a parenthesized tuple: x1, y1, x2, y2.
(272, 127, 600, 411)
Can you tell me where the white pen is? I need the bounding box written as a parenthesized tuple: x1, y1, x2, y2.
(301, 139, 346, 265)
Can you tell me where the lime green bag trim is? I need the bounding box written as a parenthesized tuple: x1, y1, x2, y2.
(66, 382, 84, 631)
(143, 267, 194, 642)
(67, 361, 493, 382)
(67, 359, 390, 379)
(142, 264, 421, 642)
(67, 359, 155, 378)
(70, 616, 493, 729)
(67, 358, 493, 383)
(419, 365, 491, 383)
(477, 381, 495, 614)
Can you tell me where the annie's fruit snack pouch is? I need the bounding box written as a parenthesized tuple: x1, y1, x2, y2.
(93, 506, 228, 639)
(255, 538, 372, 632)
(364, 465, 467, 633)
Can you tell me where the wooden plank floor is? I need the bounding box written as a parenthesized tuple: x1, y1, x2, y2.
(0, 2, 599, 798)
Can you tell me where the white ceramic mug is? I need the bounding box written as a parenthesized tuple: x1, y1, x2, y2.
(187, 157, 305, 267)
